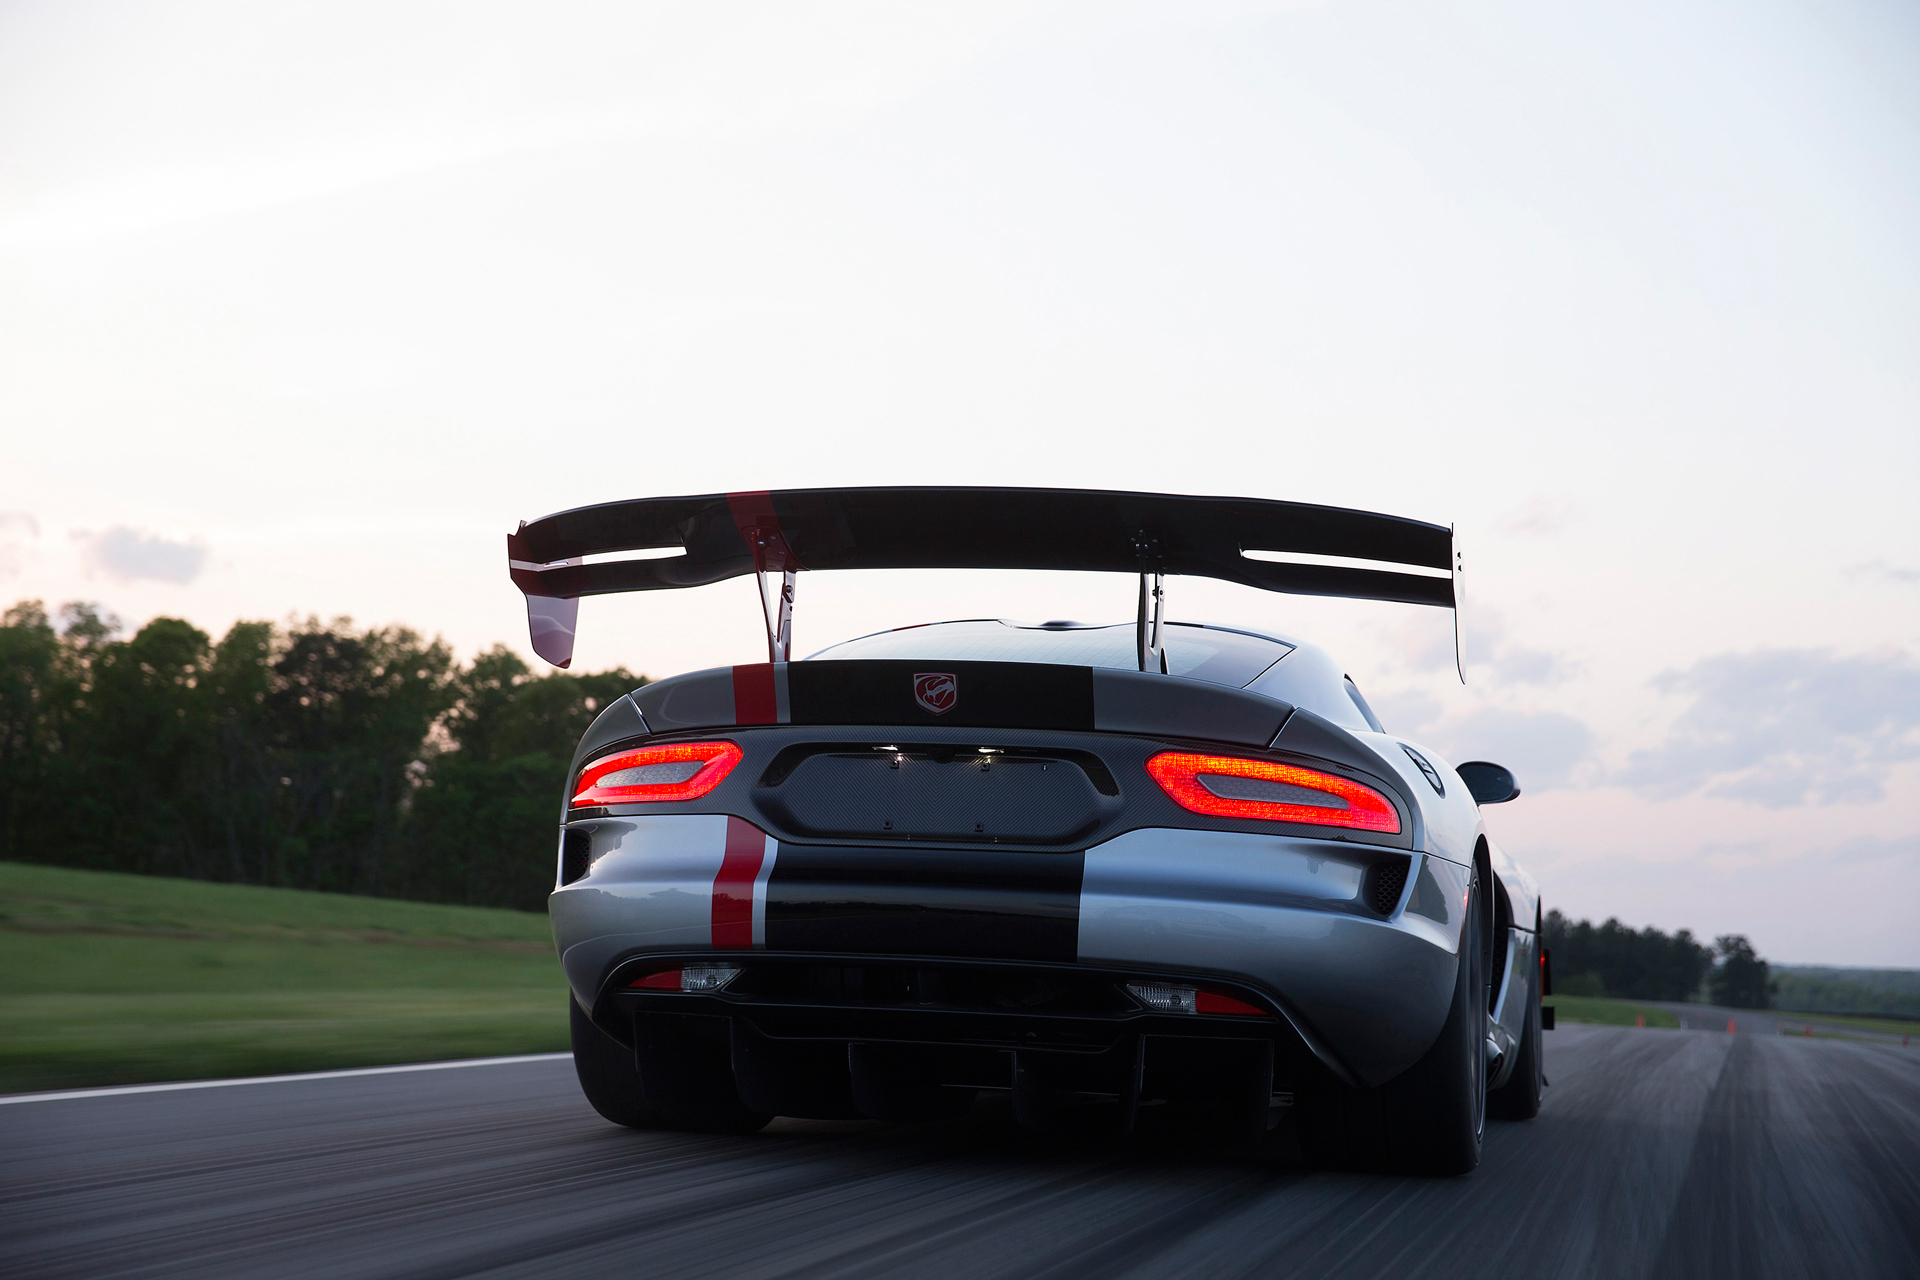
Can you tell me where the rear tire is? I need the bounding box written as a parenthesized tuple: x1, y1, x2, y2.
(1299, 856, 1489, 1175)
(1488, 944, 1543, 1120)
(570, 998, 666, 1129)
(570, 1000, 773, 1134)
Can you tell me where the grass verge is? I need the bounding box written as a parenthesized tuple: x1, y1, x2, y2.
(0, 861, 567, 1093)
(1772, 1011, 1919, 1038)
(1546, 994, 1682, 1028)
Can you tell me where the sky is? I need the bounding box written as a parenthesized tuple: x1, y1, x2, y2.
(2, 0, 1916, 964)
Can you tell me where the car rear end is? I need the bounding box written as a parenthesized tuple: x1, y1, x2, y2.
(551, 655, 1468, 1137)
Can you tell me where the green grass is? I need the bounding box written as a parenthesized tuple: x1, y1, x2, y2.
(1772, 1011, 1919, 1038)
(1547, 994, 1682, 1029)
(0, 861, 568, 1093)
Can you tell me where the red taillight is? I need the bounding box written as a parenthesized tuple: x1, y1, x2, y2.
(572, 741, 743, 807)
(1194, 989, 1268, 1017)
(1126, 981, 1271, 1017)
(1144, 751, 1400, 834)
(626, 965, 740, 992)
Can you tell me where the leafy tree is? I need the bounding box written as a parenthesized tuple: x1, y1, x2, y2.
(196, 620, 277, 883)
(1710, 935, 1775, 1009)
(1543, 911, 1715, 1001)
(263, 619, 455, 894)
(0, 602, 640, 911)
(1771, 968, 1920, 1018)
(1557, 972, 1607, 998)
(403, 646, 641, 911)
(66, 614, 217, 877)
(0, 602, 78, 859)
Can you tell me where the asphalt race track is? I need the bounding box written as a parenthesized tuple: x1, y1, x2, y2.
(4, 1024, 1916, 1279)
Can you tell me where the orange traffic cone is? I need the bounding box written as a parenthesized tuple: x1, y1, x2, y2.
(1727, 1018, 1737, 1034)
(1635, 1014, 1645, 1028)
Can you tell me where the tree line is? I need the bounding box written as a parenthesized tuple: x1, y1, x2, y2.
(1544, 910, 1775, 1009)
(0, 600, 641, 913)
(1771, 968, 1920, 1019)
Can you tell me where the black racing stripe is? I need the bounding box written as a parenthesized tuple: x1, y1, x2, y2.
(765, 846, 1084, 961)
(786, 661, 1096, 731)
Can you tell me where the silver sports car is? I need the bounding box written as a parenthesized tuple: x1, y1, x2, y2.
(510, 488, 1546, 1175)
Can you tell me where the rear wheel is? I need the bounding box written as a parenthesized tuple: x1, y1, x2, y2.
(1299, 856, 1490, 1175)
(570, 1001, 773, 1134)
(570, 998, 666, 1129)
(1488, 940, 1543, 1120)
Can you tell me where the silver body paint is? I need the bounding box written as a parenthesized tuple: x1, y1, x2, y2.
(551, 815, 738, 1004)
(1077, 828, 1466, 1086)
(548, 623, 1541, 1093)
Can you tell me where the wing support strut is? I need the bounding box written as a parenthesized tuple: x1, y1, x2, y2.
(1451, 527, 1465, 685)
(758, 568, 795, 664)
(744, 528, 796, 663)
(1134, 531, 1167, 674)
(1136, 572, 1167, 673)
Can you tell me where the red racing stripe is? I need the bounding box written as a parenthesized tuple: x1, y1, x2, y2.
(732, 664, 777, 725)
(712, 816, 766, 949)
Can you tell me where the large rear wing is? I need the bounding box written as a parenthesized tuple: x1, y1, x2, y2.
(507, 487, 1464, 679)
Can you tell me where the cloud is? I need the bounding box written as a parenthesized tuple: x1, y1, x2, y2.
(1849, 561, 1920, 586)
(1438, 707, 1598, 791)
(73, 526, 208, 585)
(1829, 835, 1917, 865)
(1697, 840, 1768, 873)
(0, 511, 39, 577)
(0, 5, 1038, 249)
(1682, 834, 1916, 875)
(1498, 498, 1579, 539)
(1369, 676, 1602, 792)
(1494, 645, 1576, 687)
(1396, 611, 1577, 687)
(1618, 649, 1920, 807)
(1369, 688, 1443, 736)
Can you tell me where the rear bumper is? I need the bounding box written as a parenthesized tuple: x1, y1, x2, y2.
(600, 954, 1294, 1123)
(550, 818, 1470, 1086)
(599, 954, 1279, 1056)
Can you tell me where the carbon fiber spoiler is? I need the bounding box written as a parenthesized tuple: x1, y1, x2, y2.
(507, 487, 1463, 678)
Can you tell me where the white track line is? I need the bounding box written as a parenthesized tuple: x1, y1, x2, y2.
(0, 1053, 573, 1105)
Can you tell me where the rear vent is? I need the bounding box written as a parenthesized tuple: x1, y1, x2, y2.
(560, 829, 592, 886)
(1367, 857, 1411, 916)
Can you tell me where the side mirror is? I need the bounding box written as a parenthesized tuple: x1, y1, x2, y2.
(1457, 761, 1520, 805)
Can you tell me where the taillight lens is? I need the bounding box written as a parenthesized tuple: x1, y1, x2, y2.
(572, 741, 743, 807)
(1145, 751, 1401, 834)
(1126, 981, 1269, 1017)
(627, 965, 741, 992)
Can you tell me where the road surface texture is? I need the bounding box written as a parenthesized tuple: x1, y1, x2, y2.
(3, 1024, 1916, 1279)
